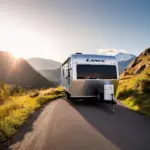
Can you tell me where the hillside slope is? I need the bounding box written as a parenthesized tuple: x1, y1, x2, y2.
(0, 51, 54, 88)
(39, 68, 61, 86)
(27, 58, 61, 70)
(116, 47, 150, 116)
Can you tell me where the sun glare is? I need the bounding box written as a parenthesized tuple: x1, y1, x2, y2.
(12, 51, 22, 59)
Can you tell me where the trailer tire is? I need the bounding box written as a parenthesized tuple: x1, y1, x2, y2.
(65, 91, 70, 99)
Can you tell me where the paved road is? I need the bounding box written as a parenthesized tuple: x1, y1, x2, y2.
(5, 99, 150, 150)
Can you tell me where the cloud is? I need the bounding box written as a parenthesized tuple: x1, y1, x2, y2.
(97, 49, 128, 55)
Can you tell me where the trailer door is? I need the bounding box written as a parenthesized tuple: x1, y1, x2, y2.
(66, 68, 71, 85)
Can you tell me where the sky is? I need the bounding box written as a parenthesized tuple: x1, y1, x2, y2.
(0, 0, 150, 62)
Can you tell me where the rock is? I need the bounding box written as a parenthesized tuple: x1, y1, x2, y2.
(122, 70, 129, 76)
(147, 73, 150, 77)
(128, 57, 141, 69)
(134, 64, 146, 74)
(130, 62, 137, 68)
(129, 62, 136, 68)
(146, 63, 150, 67)
(122, 72, 126, 76)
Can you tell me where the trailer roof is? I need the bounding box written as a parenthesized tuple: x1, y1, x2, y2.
(62, 54, 116, 66)
(72, 54, 116, 59)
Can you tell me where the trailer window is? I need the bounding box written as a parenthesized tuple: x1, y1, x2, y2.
(77, 65, 117, 79)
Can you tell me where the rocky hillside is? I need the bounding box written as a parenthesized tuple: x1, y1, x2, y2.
(121, 48, 150, 77)
(116, 47, 150, 116)
(0, 51, 54, 88)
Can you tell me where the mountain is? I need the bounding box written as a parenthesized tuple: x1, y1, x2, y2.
(118, 57, 136, 73)
(116, 47, 150, 116)
(26, 58, 61, 70)
(0, 51, 54, 88)
(39, 68, 61, 86)
(26, 58, 62, 85)
(115, 53, 136, 73)
(115, 52, 136, 61)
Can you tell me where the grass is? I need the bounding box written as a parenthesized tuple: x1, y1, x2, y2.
(0, 86, 64, 141)
(0, 84, 29, 105)
(116, 63, 150, 116)
(116, 47, 150, 116)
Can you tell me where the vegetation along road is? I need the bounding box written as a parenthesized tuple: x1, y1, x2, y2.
(3, 98, 150, 150)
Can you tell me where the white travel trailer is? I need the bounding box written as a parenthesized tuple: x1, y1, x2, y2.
(61, 53, 119, 109)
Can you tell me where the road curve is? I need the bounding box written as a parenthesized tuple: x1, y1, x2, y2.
(4, 99, 150, 150)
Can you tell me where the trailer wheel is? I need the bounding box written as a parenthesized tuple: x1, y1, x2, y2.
(65, 91, 70, 99)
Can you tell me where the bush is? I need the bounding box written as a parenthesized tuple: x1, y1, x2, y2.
(42, 86, 64, 96)
(10, 85, 26, 96)
(116, 89, 135, 99)
(29, 92, 39, 98)
(0, 84, 10, 103)
(134, 79, 150, 93)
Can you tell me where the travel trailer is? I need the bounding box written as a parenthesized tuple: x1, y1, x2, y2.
(61, 53, 119, 110)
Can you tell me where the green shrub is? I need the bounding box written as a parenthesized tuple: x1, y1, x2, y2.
(0, 84, 28, 104)
(139, 80, 150, 93)
(0, 84, 10, 103)
(116, 89, 135, 99)
(10, 85, 26, 96)
(134, 79, 150, 93)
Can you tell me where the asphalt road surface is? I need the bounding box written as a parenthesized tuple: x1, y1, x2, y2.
(4, 99, 150, 150)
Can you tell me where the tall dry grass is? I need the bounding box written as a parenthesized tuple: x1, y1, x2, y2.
(0, 85, 64, 141)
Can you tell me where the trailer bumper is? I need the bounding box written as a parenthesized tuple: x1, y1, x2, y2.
(68, 96, 117, 104)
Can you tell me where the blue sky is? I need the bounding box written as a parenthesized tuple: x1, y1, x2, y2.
(0, 0, 149, 62)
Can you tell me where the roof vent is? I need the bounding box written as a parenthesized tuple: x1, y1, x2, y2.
(75, 52, 82, 54)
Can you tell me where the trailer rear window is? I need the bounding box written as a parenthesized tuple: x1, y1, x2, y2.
(77, 65, 117, 79)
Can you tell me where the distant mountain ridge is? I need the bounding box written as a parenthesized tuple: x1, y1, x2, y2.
(115, 52, 136, 61)
(115, 53, 136, 73)
(26, 58, 61, 70)
(26, 57, 61, 85)
(39, 68, 61, 86)
(0, 51, 54, 88)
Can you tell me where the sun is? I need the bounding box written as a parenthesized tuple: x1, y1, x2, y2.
(12, 51, 22, 59)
